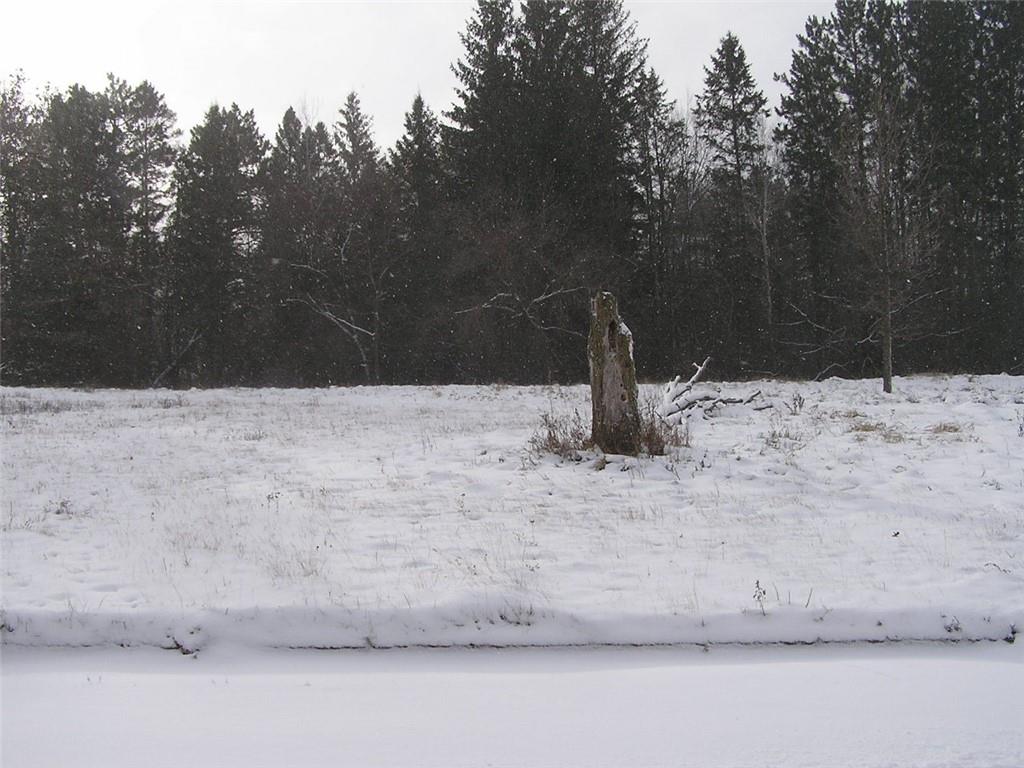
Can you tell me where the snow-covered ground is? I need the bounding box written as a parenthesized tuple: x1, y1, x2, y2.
(3, 643, 1022, 768)
(2, 375, 1022, 650)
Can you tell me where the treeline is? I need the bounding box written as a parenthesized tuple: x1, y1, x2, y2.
(1, 0, 1021, 388)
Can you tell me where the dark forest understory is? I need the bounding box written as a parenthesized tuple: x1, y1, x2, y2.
(1, 0, 1021, 387)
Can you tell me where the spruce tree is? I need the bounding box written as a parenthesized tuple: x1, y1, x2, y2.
(167, 104, 266, 386)
(0, 72, 39, 383)
(105, 76, 179, 381)
(565, 0, 647, 262)
(447, 0, 519, 199)
(28, 84, 131, 384)
(261, 108, 342, 383)
(388, 94, 451, 382)
(629, 66, 690, 374)
(776, 15, 844, 375)
(695, 32, 769, 372)
(329, 91, 396, 383)
(975, 1, 1024, 372)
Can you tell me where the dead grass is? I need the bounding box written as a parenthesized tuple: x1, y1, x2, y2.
(639, 398, 689, 455)
(833, 408, 867, 420)
(0, 395, 103, 416)
(763, 413, 805, 452)
(528, 401, 688, 460)
(849, 420, 906, 443)
(528, 410, 591, 461)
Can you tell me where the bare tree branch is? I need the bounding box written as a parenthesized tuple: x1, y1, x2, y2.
(455, 286, 586, 338)
(152, 328, 201, 388)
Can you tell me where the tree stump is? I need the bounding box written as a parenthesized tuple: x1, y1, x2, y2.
(589, 291, 641, 455)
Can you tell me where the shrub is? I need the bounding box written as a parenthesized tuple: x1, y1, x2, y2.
(528, 409, 591, 461)
(639, 398, 689, 455)
(528, 401, 688, 460)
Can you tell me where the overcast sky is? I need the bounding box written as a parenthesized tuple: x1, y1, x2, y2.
(5, 1, 835, 148)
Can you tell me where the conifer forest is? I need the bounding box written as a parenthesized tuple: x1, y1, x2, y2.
(1, 0, 1021, 388)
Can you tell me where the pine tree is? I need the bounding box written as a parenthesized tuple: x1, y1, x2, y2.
(104, 75, 179, 381)
(695, 32, 770, 371)
(515, 0, 573, 216)
(167, 104, 266, 386)
(975, 1, 1024, 372)
(336, 92, 380, 187)
(629, 66, 690, 374)
(0, 73, 33, 273)
(696, 33, 768, 194)
(903, 2, 984, 369)
(0, 72, 39, 383)
(447, 0, 519, 199)
(388, 94, 452, 381)
(834, 1, 940, 393)
(565, 0, 647, 261)
(329, 91, 396, 383)
(261, 108, 342, 384)
(117, 80, 178, 271)
(390, 94, 445, 234)
(444, 0, 653, 383)
(776, 15, 845, 375)
(28, 84, 131, 384)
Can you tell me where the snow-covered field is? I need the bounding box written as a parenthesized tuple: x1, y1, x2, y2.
(2, 375, 1022, 650)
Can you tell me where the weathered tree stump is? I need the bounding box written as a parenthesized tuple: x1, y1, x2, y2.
(589, 291, 641, 455)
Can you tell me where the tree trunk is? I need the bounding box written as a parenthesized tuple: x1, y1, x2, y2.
(758, 179, 775, 368)
(589, 292, 641, 455)
(881, 264, 893, 394)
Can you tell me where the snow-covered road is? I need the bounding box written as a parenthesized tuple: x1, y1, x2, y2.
(3, 643, 1021, 768)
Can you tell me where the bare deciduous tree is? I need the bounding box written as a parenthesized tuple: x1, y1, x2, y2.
(839, 91, 940, 393)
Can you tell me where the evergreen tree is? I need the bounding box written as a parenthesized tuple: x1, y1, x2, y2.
(118, 80, 178, 270)
(27, 84, 131, 383)
(565, 0, 647, 261)
(903, 2, 984, 369)
(515, 0, 573, 217)
(447, 0, 519, 199)
(328, 91, 397, 383)
(390, 95, 445, 235)
(975, 1, 1024, 372)
(262, 108, 344, 383)
(3, 4, 1022, 386)
(0, 72, 39, 382)
(388, 94, 452, 381)
(629, 67, 690, 374)
(166, 104, 266, 386)
(445, 0, 652, 383)
(696, 34, 768, 195)
(695, 32, 770, 371)
(0, 73, 33, 272)
(337, 92, 380, 187)
(776, 15, 845, 375)
(105, 75, 179, 381)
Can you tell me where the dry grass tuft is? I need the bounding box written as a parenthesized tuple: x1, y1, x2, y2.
(0, 396, 102, 416)
(639, 398, 689, 455)
(849, 420, 905, 443)
(528, 410, 591, 461)
(528, 401, 688, 460)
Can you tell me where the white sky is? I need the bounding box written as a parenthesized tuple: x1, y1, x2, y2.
(4, 1, 834, 148)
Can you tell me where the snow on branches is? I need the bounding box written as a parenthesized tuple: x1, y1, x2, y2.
(657, 356, 771, 425)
